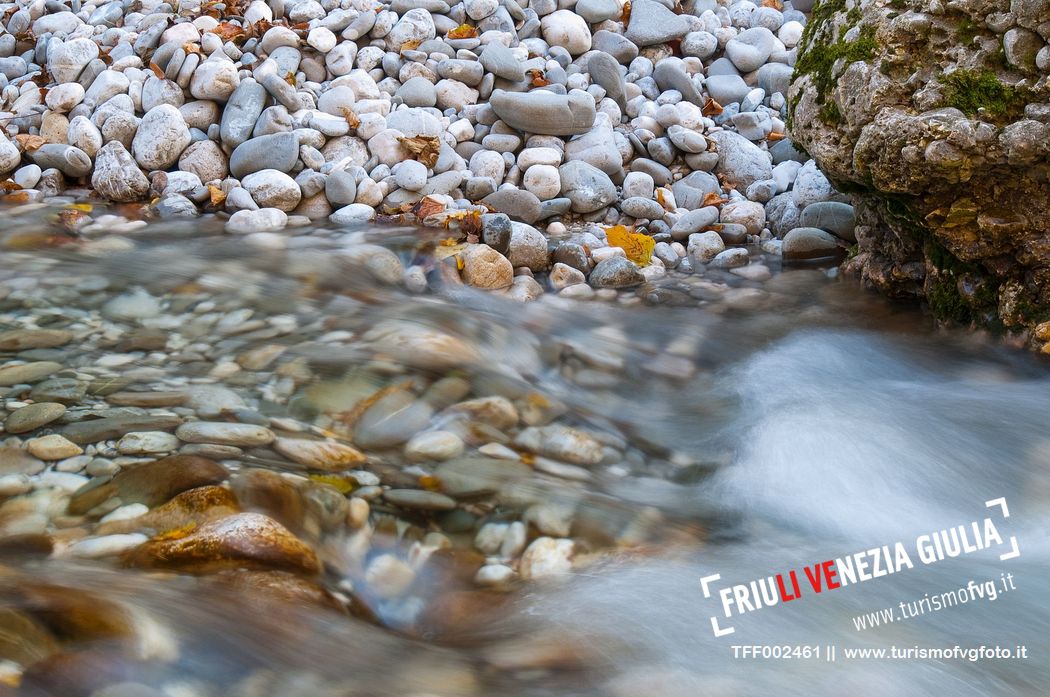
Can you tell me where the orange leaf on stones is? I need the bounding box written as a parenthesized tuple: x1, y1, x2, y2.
(702, 97, 723, 116)
(210, 22, 247, 42)
(604, 225, 655, 265)
(701, 191, 725, 207)
(446, 23, 479, 39)
(411, 194, 446, 219)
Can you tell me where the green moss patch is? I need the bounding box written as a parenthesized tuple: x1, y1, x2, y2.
(791, 0, 877, 125)
(938, 69, 1030, 122)
(924, 236, 1000, 325)
(955, 16, 979, 45)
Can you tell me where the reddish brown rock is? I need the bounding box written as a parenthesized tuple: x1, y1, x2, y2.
(229, 469, 305, 533)
(123, 512, 320, 575)
(68, 455, 228, 515)
(96, 485, 239, 536)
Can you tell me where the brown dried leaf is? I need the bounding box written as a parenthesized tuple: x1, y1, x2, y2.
(411, 195, 446, 219)
(455, 209, 482, 237)
(284, 71, 296, 87)
(447, 24, 479, 39)
(210, 22, 246, 42)
(400, 39, 422, 52)
(702, 98, 723, 116)
(761, 0, 784, 8)
(183, 42, 201, 54)
(622, 0, 632, 26)
(1, 180, 22, 192)
(445, 209, 483, 238)
(341, 107, 360, 130)
(701, 191, 725, 207)
(207, 185, 227, 207)
(30, 66, 50, 87)
(149, 61, 165, 79)
(527, 69, 550, 88)
(767, 131, 786, 141)
(399, 135, 441, 167)
(15, 134, 46, 152)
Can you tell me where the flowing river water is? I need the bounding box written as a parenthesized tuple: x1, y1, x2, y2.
(0, 208, 1047, 697)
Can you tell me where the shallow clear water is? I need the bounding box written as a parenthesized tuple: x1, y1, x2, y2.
(1, 212, 1047, 697)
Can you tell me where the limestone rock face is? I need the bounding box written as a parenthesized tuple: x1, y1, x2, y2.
(788, 0, 1050, 342)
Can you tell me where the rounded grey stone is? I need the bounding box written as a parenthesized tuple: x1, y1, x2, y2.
(559, 160, 616, 213)
(489, 89, 595, 136)
(588, 256, 644, 288)
(799, 201, 856, 242)
(229, 132, 299, 178)
(782, 227, 843, 260)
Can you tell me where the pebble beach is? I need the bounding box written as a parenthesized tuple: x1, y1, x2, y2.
(0, 0, 857, 294)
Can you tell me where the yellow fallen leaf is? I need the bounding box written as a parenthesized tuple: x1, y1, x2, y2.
(207, 184, 226, 207)
(433, 242, 468, 261)
(604, 224, 655, 265)
(418, 474, 442, 491)
(308, 474, 356, 494)
(446, 23, 479, 39)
